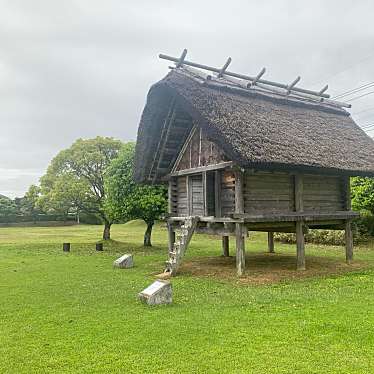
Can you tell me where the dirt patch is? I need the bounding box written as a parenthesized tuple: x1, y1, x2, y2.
(178, 253, 368, 285)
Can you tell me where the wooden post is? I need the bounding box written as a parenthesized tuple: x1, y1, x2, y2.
(168, 222, 176, 253)
(63, 243, 70, 252)
(296, 221, 305, 270)
(294, 174, 305, 270)
(234, 169, 245, 275)
(214, 170, 221, 218)
(234, 170, 244, 214)
(222, 236, 229, 257)
(344, 176, 353, 264)
(236, 223, 245, 276)
(344, 176, 351, 211)
(186, 175, 191, 216)
(294, 174, 304, 212)
(267, 232, 274, 253)
(202, 171, 208, 217)
(345, 220, 353, 264)
(168, 179, 173, 215)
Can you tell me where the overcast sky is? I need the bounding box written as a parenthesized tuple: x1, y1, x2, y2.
(1, 0, 374, 197)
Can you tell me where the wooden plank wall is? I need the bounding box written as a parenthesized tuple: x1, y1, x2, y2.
(175, 128, 228, 172)
(176, 176, 188, 216)
(303, 175, 344, 212)
(172, 171, 347, 218)
(244, 172, 294, 214)
(190, 175, 204, 216)
(221, 171, 236, 217)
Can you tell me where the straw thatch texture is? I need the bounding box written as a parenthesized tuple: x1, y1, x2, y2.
(135, 69, 374, 182)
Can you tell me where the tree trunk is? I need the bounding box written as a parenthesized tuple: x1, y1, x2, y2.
(103, 220, 111, 240)
(144, 221, 154, 247)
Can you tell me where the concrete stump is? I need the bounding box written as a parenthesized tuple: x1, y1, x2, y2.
(113, 254, 134, 269)
(138, 280, 172, 305)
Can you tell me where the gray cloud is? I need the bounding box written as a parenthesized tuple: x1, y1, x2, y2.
(1, 0, 374, 197)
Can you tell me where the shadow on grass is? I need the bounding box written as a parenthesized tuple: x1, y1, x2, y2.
(178, 252, 370, 285)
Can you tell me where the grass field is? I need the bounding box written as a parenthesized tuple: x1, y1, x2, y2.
(1, 221, 374, 373)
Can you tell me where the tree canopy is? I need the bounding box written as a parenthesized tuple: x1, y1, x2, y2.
(39, 137, 123, 239)
(351, 177, 374, 214)
(0, 196, 17, 217)
(105, 142, 167, 246)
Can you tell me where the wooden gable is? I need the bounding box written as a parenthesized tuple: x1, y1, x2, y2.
(173, 127, 229, 172)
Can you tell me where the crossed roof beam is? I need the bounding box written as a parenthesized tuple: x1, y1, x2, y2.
(159, 49, 351, 109)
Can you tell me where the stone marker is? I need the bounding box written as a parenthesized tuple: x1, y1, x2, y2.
(138, 280, 172, 305)
(63, 243, 70, 252)
(113, 254, 134, 269)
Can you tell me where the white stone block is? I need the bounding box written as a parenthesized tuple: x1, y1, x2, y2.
(138, 280, 172, 305)
(113, 254, 134, 269)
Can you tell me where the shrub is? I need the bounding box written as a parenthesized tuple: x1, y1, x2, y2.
(274, 230, 347, 246)
(0, 214, 75, 224)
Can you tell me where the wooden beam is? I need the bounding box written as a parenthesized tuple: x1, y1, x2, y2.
(170, 161, 234, 177)
(159, 52, 332, 99)
(168, 178, 174, 214)
(345, 176, 351, 210)
(296, 221, 305, 271)
(167, 222, 176, 253)
(232, 211, 359, 222)
(235, 223, 245, 276)
(295, 174, 305, 270)
(234, 170, 245, 276)
(214, 170, 221, 218)
(203, 171, 208, 216)
(345, 219, 353, 264)
(222, 236, 229, 257)
(186, 175, 191, 216)
(268, 232, 275, 253)
(170, 126, 197, 174)
(294, 174, 304, 212)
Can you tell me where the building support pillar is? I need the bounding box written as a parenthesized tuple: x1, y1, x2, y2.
(167, 222, 175, 253)
(294, 174, 305, 270)
(222, 236, 229, 257)
(267, 232, 275, 253)
(345, 219, 353, 264)
(296, 221, 305, 271)
(234, 169, 245, 276)
(236, 223, 245, 276)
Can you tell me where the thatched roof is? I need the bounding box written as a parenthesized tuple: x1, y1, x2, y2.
(135, 68, 374, 182)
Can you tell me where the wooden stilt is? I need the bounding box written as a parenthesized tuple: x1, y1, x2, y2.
(235, 223, 245, 276)
(296, 221, 305, 271)
(167, 222, 175, 253)
(345, 220, 353, 264)
(267, 232, 274, 253)
(222, 236, 229, 257)
(234, 169, 245, 276)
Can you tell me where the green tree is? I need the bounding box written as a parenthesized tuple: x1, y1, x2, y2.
(21, 185, 41, 219)
(39, 137, 123, 239)
(351, 177, 374, 214)
(106, 142, 167, 246)
(0, 196, 17, 217)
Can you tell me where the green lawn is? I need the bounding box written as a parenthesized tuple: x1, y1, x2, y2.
(1, 221, 374, 373)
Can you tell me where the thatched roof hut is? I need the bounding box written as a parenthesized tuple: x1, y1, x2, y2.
(134, 63, 374, 276)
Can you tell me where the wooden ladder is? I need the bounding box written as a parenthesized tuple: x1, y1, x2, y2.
(164, 216, 198, 276)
